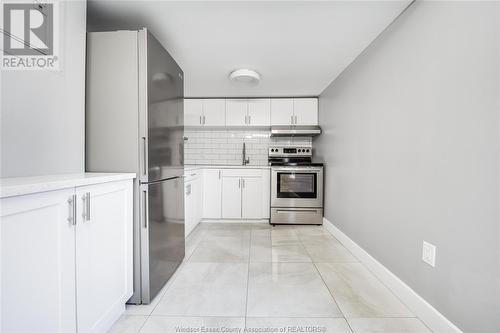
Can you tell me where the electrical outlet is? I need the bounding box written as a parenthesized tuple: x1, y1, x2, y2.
(422, 241, 436, 267)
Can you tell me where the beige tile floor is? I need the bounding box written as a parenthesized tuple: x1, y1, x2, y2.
(109, 223, 431, 333)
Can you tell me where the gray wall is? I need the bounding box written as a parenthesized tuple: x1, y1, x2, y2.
(315, 1, 499, 332)
(1, 1, 87, 178)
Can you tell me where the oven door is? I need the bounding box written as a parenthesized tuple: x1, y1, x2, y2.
(271, 166, 323, 208)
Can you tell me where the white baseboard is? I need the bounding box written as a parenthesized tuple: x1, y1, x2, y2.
(201, 219, 269, 224)
(323, 217, 462, 333)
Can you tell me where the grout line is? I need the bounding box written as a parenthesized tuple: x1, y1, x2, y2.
(136, 224, 209, 332)
(295, 228, 353, 333)
(136, 315, 149, 333)
(243, 225, 254, 327)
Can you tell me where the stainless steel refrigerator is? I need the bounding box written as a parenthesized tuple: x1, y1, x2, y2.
(86, 28, 185, 304)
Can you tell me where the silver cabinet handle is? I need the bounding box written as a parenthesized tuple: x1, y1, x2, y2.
(295, 115, 298, 124)
(290, 115, 293, 125)
(81, 194, 87, 220)
(203, 115, 206, 125)
(86, 192, 91, 221)
(67, 194, 76, 225)
(218, 170, 221, 179)
(199, 115, 202, 124)
(81, 192, 90, 221)
(142, 137, 147, 176)
(248, 115, 251, 125)
(244, 115, 248, 125)
(238, 179, 241, 188)
(242, 178, 245, 188)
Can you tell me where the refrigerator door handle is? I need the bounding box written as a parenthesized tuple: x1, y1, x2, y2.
(142, 137, 147, 177)
(142, 189, 148, 229)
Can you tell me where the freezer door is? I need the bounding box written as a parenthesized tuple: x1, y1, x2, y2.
(143, 30, 184, 182)
(140, 177, 185, 303)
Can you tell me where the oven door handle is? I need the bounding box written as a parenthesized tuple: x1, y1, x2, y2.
(276, 209, 319, 213)
(272, 168, 322, 173)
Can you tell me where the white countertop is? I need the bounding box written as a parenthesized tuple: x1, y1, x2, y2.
(185, 164, 270, 171)
(0, 173, 136, 198)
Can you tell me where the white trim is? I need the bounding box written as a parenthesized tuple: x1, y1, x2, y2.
(323, 217, 462, 333)
(201, 218, 269, 224)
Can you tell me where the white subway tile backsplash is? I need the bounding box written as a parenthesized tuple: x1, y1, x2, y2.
(184, 129, 311, 166)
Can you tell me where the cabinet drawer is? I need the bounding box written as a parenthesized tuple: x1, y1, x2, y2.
(222, 168, 263, 178)
(184, 170, 200, 182)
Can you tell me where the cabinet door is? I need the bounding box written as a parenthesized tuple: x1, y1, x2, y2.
(293, 98, 318, 125)
(184, 99, 203, 126)
(222, 177, 242, 218)
(241, 177, 262, 219)
(202, 99, 226, 126)
(247, 99, 271, 127)
(194, 176, 203, 225)
(261, 169, 271, 219)
(271, 98, 294, 125)
(225, 99, 248, 127)
(202, 169, 222, 219)
(75, 180, 133, 333)
(184, 181, 195, 236)
(0, 189, 77, 333)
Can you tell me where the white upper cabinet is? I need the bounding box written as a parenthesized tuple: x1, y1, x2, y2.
(184, 99, 225, 127)
(226, 99, 271, 127)
(225, 99, 248, 127)
(187, 97, 317, 127)
(202, 99, 226, 126)
(293, 98, 318, 126)
(184, 99, 203, 126)
(271, 98, 294, 126)
(270, 98, 318, 126)
(247, 99, 271, 127)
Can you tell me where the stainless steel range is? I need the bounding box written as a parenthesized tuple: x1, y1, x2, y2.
(269, 145, 324, 225)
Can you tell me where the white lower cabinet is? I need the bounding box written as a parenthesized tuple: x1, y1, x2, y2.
(197, 168, 270, 221)
(0, 189, 77, 332)
(221, 172, 267, 220)
(222, 177, 242, 218)
(75, 181, 133, 332)
(241, 177, 262, 219)
(185, 171, 203, 236)
(0, 178, 133, 333)
(202, 169, 222, 219)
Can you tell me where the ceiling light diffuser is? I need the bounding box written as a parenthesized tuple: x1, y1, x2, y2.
(229, 69, 261, 84)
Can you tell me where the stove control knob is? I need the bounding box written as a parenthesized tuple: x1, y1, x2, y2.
(306, 149, 310, 152)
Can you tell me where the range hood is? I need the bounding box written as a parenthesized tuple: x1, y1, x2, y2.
(270, 125, 322, 137)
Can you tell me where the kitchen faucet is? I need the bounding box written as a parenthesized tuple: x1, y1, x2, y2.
(242, 142, 250, 165)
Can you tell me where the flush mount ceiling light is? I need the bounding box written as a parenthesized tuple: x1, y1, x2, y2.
(229, 69, 261, 85)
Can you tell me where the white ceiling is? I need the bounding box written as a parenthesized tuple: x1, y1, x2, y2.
(87, 1, 411, 98)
